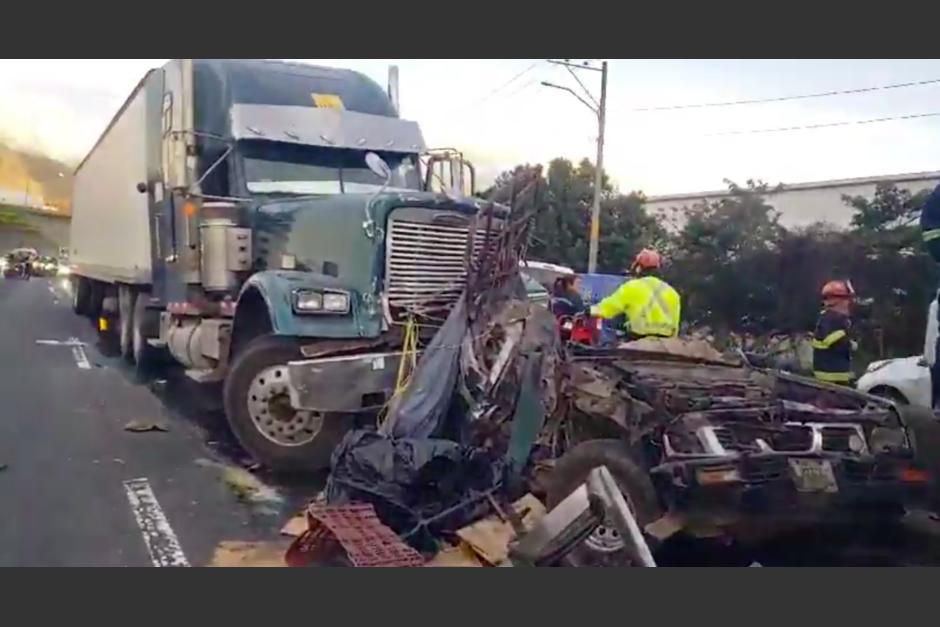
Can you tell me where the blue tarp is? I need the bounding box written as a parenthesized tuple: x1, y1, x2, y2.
(577, 272, 624, 304)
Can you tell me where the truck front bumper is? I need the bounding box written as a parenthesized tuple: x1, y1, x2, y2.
(287, 350, 419, 413)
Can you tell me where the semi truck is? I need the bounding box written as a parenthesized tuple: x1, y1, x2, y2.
(69, 59, 501, 471)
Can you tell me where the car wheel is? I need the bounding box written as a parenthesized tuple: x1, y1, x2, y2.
(546, 439, 662, 566)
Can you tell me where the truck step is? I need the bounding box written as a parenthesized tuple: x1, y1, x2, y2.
(184, 368, 225, 383)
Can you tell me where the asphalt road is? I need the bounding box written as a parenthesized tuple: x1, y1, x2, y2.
(0, 275, 316, 566)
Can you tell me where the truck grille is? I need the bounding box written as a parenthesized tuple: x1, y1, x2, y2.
(385, 216, 495, 319)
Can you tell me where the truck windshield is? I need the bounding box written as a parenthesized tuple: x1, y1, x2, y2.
(241, 142, 421, 195)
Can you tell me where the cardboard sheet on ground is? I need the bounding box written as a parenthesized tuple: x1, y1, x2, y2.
(456, 494, 546, 565)
(280, 513, 308, 537)
(424, 543, 485, 567)
(208, 540, 291, 567)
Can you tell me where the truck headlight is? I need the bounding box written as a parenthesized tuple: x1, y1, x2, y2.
(292, 289, 350, 314)
(294, 290, 323, 311)
(322, 292, 349, 313)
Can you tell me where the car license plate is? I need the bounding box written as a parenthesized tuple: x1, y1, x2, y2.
(789, 459, 838, 493)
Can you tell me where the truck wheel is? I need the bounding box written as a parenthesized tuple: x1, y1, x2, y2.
(546, 439, 662, 567)
(132, 294, 163, 380)
(118, 285, 137, 362)
(223, 334, 353, 472)
(71, 277, 91, 316)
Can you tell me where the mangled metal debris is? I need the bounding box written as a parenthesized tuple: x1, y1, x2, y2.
(280, 167, 937, 567)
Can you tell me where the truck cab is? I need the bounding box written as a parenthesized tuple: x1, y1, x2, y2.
(69, 59, 501, 471)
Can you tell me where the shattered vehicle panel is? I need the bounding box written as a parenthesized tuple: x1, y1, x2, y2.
(560, 346, 931, 543)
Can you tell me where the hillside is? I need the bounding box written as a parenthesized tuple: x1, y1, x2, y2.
(0, 142, 74, 214)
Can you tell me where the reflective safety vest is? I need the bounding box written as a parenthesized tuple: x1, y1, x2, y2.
(812, 309, 853, 384)
(591, 276, 680, 338)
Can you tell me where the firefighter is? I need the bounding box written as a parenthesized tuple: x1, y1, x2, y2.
(812, 280, 856, 385)
(588, 248, 681, 340)
(920, 183, 940, 406)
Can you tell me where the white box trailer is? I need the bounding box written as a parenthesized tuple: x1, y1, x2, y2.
(70, 72, 158, 285)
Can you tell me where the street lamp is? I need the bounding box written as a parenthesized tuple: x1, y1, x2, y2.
(540, 60, 608, 274)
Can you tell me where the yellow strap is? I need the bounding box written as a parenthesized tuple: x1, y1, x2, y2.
(814, 370, 853, 383)
(924, 228, 940, 242)
(812, 329, 847, 350)
(381, 317, 418, 428)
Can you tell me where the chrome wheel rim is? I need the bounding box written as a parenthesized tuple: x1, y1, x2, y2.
(247, 365, 322, 447)
(583, 487, 636, 554)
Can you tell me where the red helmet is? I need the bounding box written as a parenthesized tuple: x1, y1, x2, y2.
(821, 280, 855, 300)
(631, 248, 662, 272)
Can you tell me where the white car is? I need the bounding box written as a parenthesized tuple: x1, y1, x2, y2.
(857, 355, 930, 407)
(856, 298, 936, 408)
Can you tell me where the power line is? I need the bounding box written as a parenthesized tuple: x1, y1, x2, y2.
(634, 77, 940, 112)
(707, 111, 940, 136)
(476, 62, 540, 106)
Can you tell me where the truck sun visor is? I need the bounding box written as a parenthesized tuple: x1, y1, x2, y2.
(229, 104, 427, 153)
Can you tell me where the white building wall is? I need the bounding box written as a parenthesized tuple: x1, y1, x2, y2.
(645, 171, 940, 229)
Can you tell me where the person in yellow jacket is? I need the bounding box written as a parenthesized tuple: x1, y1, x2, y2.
(589, 248, 681, 339)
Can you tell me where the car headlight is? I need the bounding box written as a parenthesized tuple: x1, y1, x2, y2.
(292, 289, 350, 314)
(865, 360, 890, 374)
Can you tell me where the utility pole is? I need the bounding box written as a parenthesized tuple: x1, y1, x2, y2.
(541, 59, 608, 273)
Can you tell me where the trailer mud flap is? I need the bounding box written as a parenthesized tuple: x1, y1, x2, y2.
(287, 350, 420, 413)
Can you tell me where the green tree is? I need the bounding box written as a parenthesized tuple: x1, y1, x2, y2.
(485, 157, 663, 273)
(666, 180, 784, 334)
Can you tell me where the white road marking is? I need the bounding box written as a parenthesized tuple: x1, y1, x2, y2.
(123, 478, 190, 567)
(36, 337, 91, 368)
(72, 345, 91, 369)
(35, 339, 87, 346)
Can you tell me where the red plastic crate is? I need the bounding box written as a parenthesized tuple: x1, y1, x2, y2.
(308, 503, 425, 568)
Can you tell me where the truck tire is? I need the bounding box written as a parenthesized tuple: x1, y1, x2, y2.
(71, 277, 91, 316)
(132, 294, 163, 380)
(546, 439, 662, 567)
(118, 285, 136, 362)
(223, 334, 353, 472)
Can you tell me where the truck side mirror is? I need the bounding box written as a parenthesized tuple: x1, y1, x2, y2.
(136, 182, 149, 194)
(365, 152, 392, 181)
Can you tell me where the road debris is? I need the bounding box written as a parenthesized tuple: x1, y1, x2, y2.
(424, 543, 485, 567)
(195, 458, 283, 509)
(280, 513, 308, 537)
(208, 540, 290, 567)
(455, 494, 545, 565)
(123, 419, 169, 433)
(286, 503, 424, 567)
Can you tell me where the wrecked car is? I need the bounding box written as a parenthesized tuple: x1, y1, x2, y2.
(544, 338, 938, 566)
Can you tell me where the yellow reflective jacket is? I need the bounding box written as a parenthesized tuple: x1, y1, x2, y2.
(591, 276, 681, 338)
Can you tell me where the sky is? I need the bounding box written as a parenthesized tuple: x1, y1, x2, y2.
(1, 58, 940, 196)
